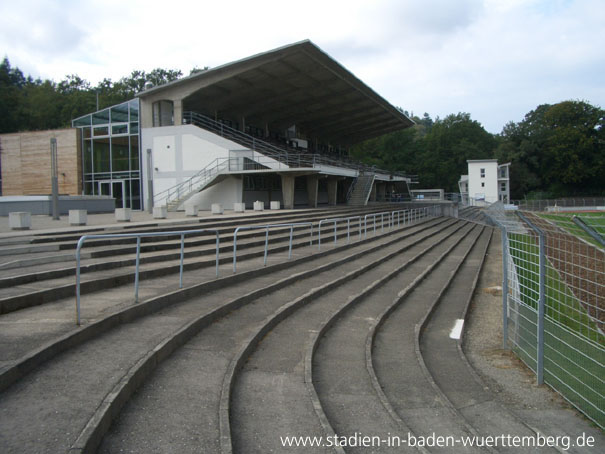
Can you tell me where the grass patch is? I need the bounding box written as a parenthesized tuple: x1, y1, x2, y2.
(539, 212, 605, 248)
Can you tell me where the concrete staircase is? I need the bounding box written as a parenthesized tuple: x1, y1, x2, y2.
(0, 204, 601, 454)
(347, 173, 375, 206)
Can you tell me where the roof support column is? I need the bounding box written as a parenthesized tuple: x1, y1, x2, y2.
(327, 177, 338, 205)
(281, 174, 295, 210)
(174, 99, 183, 125)
(307, 175, 318, 208)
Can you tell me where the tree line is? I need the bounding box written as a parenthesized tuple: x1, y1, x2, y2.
(0, 57, 186, 133)
(1, 57, 603, 199)
(352, 102, 604, 199)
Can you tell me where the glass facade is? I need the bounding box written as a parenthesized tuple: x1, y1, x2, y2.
(72, 99, 141, 209)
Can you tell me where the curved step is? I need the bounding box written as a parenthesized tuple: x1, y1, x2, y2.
(367, 226, 491, 453)
(96, 219, 460, 453)
(226, 222, 472, 453)
(0, 214, 443, 453)
(418, 228, 560, 452)
(0, 217, 447, 391)
(307, 223, 481, 454)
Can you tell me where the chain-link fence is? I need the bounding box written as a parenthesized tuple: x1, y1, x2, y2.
(511, 197, 605, 212)
(486, 203, 604, 428)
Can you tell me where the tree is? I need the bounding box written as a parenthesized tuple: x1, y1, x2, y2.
(351, 112, 496, 193)
(418, 113, 496, 191)
(0, 58, 185, 133)
(0, 57, 26, 132)
(497, 100, 604, 197)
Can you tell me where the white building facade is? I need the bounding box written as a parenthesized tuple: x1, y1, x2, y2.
(459, 159, 510, 206)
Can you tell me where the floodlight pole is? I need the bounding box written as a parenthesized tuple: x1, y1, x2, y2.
(50, 138, 59, 220)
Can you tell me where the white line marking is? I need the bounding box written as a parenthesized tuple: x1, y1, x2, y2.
(449, 319, 465, 340)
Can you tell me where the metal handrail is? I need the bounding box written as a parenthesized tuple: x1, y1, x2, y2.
(232, 222, 314, 273)
(154, 157, 229, 207)
(363, 211, 392, 239)
(318, 216, 362, 250)
(155, 110, 416, 209)
(75, 229, 220, 325)
(183, 111, 414, 178)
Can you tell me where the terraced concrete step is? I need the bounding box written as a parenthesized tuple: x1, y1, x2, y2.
(96, 221, 468, 454)
(0, 217, 456, 453)
(230, 224, 476, 454)
(370, 228, 492, 452)
(309, 224, 483, 454)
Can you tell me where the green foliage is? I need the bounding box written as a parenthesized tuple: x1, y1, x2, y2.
(353, 101, 603, 199)
(497, 100, 604, 198)
(0, 57, 184, 133)
(351, 112, 496, 192)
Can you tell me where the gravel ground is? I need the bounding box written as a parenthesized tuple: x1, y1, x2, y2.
(462, 229, 604, 446)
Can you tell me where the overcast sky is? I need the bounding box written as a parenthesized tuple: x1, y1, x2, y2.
(1, 0, 603, 133)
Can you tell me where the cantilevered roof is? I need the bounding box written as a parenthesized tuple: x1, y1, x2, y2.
(138, 40, 413, 145)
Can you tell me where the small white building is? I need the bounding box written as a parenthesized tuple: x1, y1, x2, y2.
(459, 159, 510, 206)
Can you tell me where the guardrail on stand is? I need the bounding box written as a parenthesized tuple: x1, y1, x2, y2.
(75, 229, 220, 325)
(232, 223, 314, 273)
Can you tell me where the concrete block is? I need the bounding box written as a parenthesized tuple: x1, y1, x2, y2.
(233, 202, 246, 213)
(185, 204, 199, 216)
(270, 201, 281, 210)
(211, 203, 224, 215)
(153, 206, 167, 219)
(115, 208, 131, 222)
(9, 212, 31, 230)
(253, 201, 264, 211)
(69, 209, 87, 226)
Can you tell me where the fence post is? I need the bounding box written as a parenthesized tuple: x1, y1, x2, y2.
(134, 237, 141, 302)
(518, 211, 545, 385)
(500, 226, 509, 349)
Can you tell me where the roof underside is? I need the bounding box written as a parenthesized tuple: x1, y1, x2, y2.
(140, 40, 413, 146)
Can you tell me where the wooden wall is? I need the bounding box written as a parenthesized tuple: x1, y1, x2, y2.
(0, 128, 81, 196)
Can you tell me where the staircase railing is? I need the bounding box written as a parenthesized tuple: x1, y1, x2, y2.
(345, 177, 358, 202)
(155, 111, 415, 208)
(154, 158, 229, 208)
(183, 111, 413, 178)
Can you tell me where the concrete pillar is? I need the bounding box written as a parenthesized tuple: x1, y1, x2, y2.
(173, 98, 183, 125)
(281, 174, 295, 210)
(327, 177, 338, 205)
(306, 175, 319, 208)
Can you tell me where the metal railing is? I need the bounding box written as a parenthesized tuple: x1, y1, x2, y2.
(364, 211, 392, 238)
(75, 229, 220, 325)
(154, 157, 229, 208)
(232, 223, 314, 273)
(485, 205, 605, 428)
(154, 111, 417, 209)
(572, 216, 605, 248)
(317, 216, 362, 250)
(183, 111, 414, 179)
(510, 198, 605, 212)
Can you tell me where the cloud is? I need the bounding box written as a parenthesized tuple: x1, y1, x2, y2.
(0, 0, 603, 134)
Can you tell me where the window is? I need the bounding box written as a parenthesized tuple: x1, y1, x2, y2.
(73, 99, 142, 209)
(480, 168, 485, 178)
(152, 100, 174, 126)
(481, 182, 485, 188)
(501, 182, 507, 192)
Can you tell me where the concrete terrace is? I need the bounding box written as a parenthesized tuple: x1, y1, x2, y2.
(0, 203, 602, 453)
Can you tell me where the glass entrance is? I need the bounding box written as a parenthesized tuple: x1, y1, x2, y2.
(98, 180, 126, 208)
